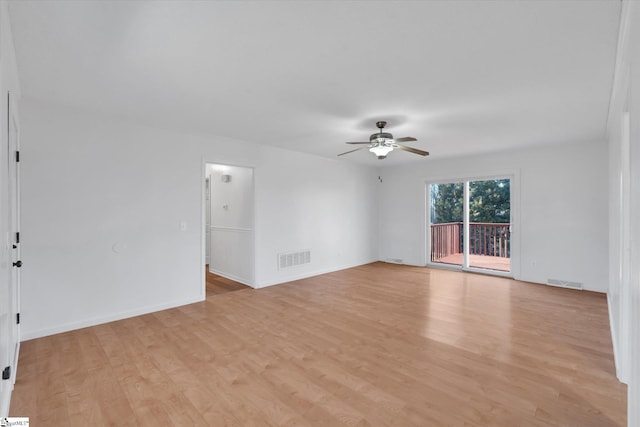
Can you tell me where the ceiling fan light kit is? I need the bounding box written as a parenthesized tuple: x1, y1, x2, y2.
(369, 144, 394, 159)
(338, 120, 429, 160)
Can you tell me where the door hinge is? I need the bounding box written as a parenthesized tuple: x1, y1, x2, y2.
(15, 151, 19, 162)
(16, 313, 20, 324)
(16, 232, 20, 244)
(2, 366, 10, 380)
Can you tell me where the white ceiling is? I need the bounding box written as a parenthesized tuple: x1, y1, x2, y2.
(8, 0, 621, 166)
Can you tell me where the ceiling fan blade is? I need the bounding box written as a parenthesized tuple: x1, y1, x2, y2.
(345, 141, 372, 144)
(394, 137, 417, 143)
(394, 143, 429, 156)
(338, 147, 366, 156)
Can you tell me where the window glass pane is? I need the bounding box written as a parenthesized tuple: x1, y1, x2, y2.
(430, 182, 464, 266)
(468, 179, 510, 272)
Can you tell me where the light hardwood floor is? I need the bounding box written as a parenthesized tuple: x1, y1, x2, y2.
(10, 262, 626, 426)
(205, 267, 251, 297)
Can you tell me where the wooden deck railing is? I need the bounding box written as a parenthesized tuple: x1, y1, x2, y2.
(430, 222, 462, 260)
(431, 222, 510, 261)
(468, 222, 511, 258)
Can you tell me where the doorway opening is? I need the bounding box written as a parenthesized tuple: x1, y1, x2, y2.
(429, 177, 511, 274)
(203, 163, 254, 296)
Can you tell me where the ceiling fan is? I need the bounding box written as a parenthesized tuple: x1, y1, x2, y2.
(338, 121, 429, 160)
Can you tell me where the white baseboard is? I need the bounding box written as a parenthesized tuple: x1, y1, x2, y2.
(21, 295, 204, 341)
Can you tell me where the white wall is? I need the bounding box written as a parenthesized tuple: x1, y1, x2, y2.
(0, 0, 21, 417)
(208, 164, 254, 285)
(209, 165, 253, 231)
(379, 140, 609, 293)
(607, 1, 640, 424)
(254, 148, 380, 287)
(19, 98, 379, 340)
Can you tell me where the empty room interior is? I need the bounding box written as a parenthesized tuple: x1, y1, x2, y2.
(1, 0, 639, 425)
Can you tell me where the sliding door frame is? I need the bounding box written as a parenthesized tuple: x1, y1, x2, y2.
(425, 170, 520, 279)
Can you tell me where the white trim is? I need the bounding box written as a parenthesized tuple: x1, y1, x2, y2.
(605, 0, 632, 136)
(9, 340, 18, 389)
(464, 266, 513, 279)
(621, 1, 640, 423)
(425, 261, 514, 279)
(463, 181, 470, 268)
(425, 169, 520, 186)
(608, 293, 623, 382)
(0, 389, 10, 420)
(422, 182, 429, 266)
(9, 89, 21, 365)
(201, 159, 207, 298)
(210, 226, 252, 232)
(618, 111, 632, 384)
(510, 169, 522, 281)
(21, 295, 204, 341)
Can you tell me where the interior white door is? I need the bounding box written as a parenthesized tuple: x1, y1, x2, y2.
(0, 91, 20, 416)
(6, 91, 20, 389)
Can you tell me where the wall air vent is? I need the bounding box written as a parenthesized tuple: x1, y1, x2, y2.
(547, 279, 583, 290)
(278, 250, 311, 270)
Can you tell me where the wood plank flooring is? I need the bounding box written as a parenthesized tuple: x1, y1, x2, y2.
(10, 262, 626, 426)
(206, 267, 251, 297)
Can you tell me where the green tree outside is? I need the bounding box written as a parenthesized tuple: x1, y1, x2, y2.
(430, 182, 463, 224)
(430, 179, 510, 224)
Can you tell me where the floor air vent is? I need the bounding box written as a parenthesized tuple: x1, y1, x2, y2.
(547, 279, 583, 290)
(278, 250, 311, 270)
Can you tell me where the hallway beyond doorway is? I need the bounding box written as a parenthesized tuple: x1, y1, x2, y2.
(205, 266, 251, 297)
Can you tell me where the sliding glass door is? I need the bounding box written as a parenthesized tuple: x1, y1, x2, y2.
(429, 177, 511, 273)
(430, 182, 464, 267)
